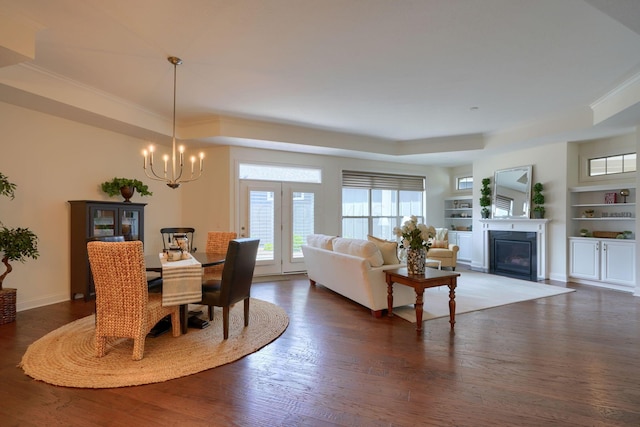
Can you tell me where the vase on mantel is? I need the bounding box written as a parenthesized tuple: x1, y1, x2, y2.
(406, 248, 426, 275)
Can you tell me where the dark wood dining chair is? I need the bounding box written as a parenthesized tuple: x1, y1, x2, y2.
(160, 227, 196, 252)
(200, 238, 260, 339)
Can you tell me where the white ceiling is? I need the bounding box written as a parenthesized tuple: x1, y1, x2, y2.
(1, 0, 640, 166)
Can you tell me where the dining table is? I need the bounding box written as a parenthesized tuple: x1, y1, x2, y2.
(145, 251, 226, 334)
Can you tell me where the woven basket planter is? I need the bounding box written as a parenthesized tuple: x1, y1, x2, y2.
(0, 288, 17, 325)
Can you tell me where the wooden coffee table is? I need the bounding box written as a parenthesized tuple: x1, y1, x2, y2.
(385, 268, 460, 334)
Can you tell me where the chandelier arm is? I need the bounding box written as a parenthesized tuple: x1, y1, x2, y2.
(174, 169, 204, 184)
(144, 164, 172, 182)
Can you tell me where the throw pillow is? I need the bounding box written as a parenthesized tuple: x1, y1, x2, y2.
(367, 235, 400, 265)
(432, 239, 449, 248)
(434, 228, 448, 241)
(332, 237, 384, 267)
(306, 234, 337, 250)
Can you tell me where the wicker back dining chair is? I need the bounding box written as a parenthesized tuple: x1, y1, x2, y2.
(87, 240, 181, 360)
(203, 231, 237, 280)
(200, 238, 260, 339)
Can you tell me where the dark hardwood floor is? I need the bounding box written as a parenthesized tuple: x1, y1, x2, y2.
(1, 269, 639, 426)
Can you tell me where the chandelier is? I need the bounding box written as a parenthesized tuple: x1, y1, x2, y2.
(142, 56, 204, 189)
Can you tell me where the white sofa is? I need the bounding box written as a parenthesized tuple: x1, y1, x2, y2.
(301, 234, 416, 317)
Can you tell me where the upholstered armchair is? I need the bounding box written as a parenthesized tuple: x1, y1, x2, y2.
(427, 228, 459, 270)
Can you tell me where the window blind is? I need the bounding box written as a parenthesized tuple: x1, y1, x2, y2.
(342, 171, 424, 191)
(495, 195, 512, 212)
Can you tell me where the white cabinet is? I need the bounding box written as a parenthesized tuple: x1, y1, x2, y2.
(569, 238, 600, 280)
(569, 237, 635, 289)
(448, 231, 472, 263)
(444, 196, 472, 232)
(602, 240, 636, 286)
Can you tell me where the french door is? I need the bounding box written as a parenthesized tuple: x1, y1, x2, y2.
(239, 180, 319, 275)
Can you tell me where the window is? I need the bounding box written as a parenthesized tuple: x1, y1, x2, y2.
(342, 171, 425, 240)
(239, 163, 322, 183)
(589, 153, 636, 176)
(457, 176, 473, 190)
(494, 195, 512, 217)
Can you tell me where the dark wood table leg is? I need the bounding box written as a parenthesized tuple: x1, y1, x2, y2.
(387, 280, 394, 317)
(180, 304, 188, 334)
(414, 289, 425, 334)
(448, 279, 457, 330)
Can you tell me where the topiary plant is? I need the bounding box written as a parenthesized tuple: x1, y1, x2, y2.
(532, 182, 545, 218)
(479, 177, 491, 218)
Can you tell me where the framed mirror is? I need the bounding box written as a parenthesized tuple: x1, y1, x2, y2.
(493, 165, 532, 218)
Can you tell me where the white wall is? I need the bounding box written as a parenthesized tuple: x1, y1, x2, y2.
(1, 102, 182, 310)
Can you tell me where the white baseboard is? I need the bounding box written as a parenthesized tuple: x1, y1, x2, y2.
(17, 293, 69, 312)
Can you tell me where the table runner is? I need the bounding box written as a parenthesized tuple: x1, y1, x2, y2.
(160, 253, 202, 306)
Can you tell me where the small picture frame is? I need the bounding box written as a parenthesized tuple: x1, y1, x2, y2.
(459, 203, 470, 208)
(604, 192, 617, 204)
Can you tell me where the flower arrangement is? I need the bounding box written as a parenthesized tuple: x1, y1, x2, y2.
(393, 216, 435, 250)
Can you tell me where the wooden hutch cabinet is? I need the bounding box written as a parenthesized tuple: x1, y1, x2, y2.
(68, 200, 146, 300)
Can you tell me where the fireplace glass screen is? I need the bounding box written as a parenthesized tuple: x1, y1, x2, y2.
(489, 231, 537, 281)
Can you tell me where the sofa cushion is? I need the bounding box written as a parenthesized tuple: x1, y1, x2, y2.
(333, 237, 384, 267)
(306, 234, 337, 250)
(367, 235, 400, 265)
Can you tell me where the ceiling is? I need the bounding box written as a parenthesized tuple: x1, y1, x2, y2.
(1, 0, 640, 166)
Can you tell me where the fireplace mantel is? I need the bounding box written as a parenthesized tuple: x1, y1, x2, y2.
(479, 219, 550, 280)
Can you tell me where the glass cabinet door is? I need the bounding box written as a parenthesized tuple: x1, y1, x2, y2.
(91, 208, 116, 237)
(121, 209, 140, 240)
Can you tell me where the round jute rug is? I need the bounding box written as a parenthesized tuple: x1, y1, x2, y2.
(20, 298, 288, 388)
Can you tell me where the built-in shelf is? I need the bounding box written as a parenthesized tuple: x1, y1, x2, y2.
(444, 195, 472, 231)
(568, 184, 636, 292)
(569, 184, 636, 238)
(571, 218, 634, 221)
(572, 203, 635, 207)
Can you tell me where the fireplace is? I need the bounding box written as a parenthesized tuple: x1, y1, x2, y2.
(489, 231, 537, 281)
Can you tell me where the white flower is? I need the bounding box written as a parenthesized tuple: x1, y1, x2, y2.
(393, 216, 434, 250)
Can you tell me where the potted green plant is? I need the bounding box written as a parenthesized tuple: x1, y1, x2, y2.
(619, 230, 633, 239)
(0, 172, 39, 325)
(100, 177, 152, 203)
(532, 182, 545, 218)
(580, 228, 589, 237)
(479, 177, 491, 219)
